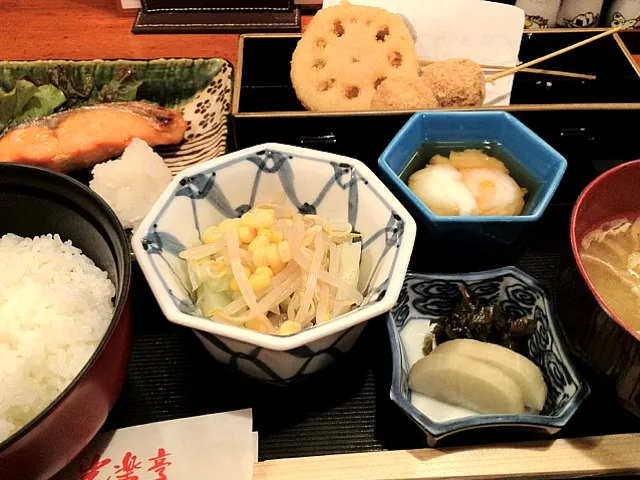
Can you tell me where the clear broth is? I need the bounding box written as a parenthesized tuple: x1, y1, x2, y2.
(399, 141, 541, 216)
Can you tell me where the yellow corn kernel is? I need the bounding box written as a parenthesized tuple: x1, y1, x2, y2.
(246, 318, 268, 333)
(270, 230, 284, 243)
(238, 226, 257, 244)
(202, 226, 222, 245)
(240, 212, 260, 229)
(277, 240, 292, 263)
(279, 320, 302, 336)
(254, 208, 275, 228)
(254, 266, 274, 277)
(266, 245, 284, 274)
(219, 218, 241, 234)
(230, 266, 251, 291)
(248, 273, 270, 291)
(252, 246, 270, 268)
(255, 228, 284, 244)
(206, 260, 227, 274)
(265, 243, 279, 266)
(218, 218, 233, 231)
(248, 235, 270, 255)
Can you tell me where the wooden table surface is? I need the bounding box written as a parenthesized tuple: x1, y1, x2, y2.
(3, 0, 638, 67)
(3, 3, 640, 480)
(2, 0, 312, 65)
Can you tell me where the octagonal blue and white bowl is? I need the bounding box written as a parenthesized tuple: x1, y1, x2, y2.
(387, 267, 589, 446)
(132, 143, 416, 384)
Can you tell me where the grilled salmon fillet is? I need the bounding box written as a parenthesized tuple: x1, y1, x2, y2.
(0, 101, 187, 172)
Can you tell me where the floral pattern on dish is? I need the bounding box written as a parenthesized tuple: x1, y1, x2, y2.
(387, 267, 589, 445)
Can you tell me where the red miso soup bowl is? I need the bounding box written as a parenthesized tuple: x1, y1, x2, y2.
(0, 164, 132, 480)
(558, 159, 640, 417)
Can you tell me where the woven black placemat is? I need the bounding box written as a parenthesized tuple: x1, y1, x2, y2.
(103, 268, 425, 460)
(104, 204, 640, 468)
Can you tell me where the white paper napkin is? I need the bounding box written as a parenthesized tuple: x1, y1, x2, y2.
(55, 409, 256, 480)
(322, 0, 525, 106)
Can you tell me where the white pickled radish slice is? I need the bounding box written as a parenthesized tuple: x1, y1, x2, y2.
(409, 351, 525, 414)
(430, 339, 547, 413)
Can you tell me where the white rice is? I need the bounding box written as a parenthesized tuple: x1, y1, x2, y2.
(0, 234, 115, 442)
(90, 138, 172, 231)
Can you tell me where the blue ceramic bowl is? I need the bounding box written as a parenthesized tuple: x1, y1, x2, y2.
(387, 267, 589, 446)
(133, 143, 416, 384)
(378, 111, 567, 248)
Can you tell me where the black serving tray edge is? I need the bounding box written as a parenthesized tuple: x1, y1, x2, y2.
(232, 29, 640, 118)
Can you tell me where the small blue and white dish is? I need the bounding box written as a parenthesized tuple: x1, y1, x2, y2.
(387, 266, 589, 446)
(133, 143, 416, 384)
(378, 111, 568, 248)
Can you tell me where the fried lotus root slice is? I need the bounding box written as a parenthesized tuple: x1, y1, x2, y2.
(421, 58, 486, 107)
(291, 2, 420, 112)
(370, 76, 438, 111)
(292, 62, 389, 112)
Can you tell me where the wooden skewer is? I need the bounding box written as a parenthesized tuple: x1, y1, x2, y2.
(418, 60, 596, 80)
(481, 64, 596, 80)
(485, 26, 623, 83)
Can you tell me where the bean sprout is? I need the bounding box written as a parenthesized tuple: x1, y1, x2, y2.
(179, 203, 363, 336)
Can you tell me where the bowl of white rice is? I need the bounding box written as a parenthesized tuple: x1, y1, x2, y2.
(0, 164, 132, 480)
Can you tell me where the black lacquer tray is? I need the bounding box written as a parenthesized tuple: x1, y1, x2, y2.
(103, 29, 640, 480)
(104, 188, 640, 463)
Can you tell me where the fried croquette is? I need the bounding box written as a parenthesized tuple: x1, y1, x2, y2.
(370, 76, 439, 111)
(421, 59, 486, 107)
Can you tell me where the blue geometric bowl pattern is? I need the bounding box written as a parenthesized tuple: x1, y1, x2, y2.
(386, 267, 589, 445)
(133, 143, 416, 383)
(193, 324, 367, 384)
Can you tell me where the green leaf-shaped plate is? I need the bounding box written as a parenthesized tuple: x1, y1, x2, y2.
(0, 58, 233, 174)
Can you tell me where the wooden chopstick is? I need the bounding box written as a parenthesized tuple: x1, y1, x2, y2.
(486, 26, 623, 83)
(253, 433, 640, 480)
(481, 64, 596, 80)
(418, 59, 596, 80)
